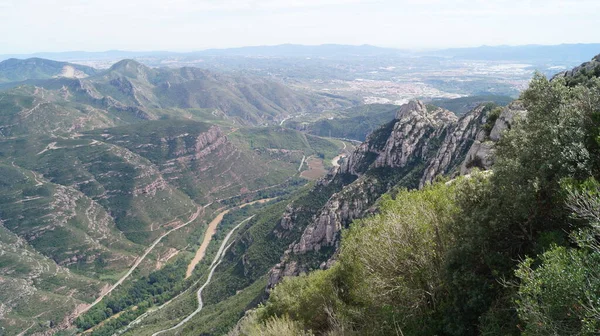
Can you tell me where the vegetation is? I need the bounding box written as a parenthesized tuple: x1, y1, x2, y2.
(231, 126, 340, 162)
(0, 114, 341, 331)
(75, 257, 189, 332)
(287, 104, 399, 141)
(0, 57, 98, 84)
(431, 94, 513, 115)
(234, 73, 600, 335)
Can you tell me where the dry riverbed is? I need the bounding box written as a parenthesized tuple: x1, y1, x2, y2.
(185, 198, 275, 278)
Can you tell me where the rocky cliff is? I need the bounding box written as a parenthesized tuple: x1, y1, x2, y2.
(553, 54, 600, 86)
(268, 99, 525, 287)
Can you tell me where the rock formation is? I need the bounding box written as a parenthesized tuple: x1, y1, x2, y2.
(268, 99, 526, 288)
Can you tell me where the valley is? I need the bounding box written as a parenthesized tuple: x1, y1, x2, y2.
(80, 205, 203, 317)
(0, 45, 599, 336)
(185, 198, 274, 279)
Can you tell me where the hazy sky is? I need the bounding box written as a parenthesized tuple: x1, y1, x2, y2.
(1, 0, 598, 53)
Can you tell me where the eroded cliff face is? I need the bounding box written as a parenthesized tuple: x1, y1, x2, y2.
(460, 101, 528, 175)
(421, 104, 488, 186)
(374, 101, 457, 170)
(268, 99, 526, 288)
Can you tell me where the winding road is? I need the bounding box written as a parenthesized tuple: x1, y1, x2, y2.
(115, 198, 274, 335)
(331, 140, 349, 168)
(152, 215, 255, 336)
(77, 206, 203, 317)
(185, 198, 274, 278)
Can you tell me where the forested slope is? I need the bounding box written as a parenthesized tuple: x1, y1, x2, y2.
(231, 55, 600, 335)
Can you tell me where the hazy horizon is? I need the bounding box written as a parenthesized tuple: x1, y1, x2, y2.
(3, 42, 600, 57)
(2, 0, 599, 54)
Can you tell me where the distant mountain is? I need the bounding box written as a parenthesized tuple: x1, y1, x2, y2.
(192, 44, 404, 58)
(0, 58, 353, 137)
(0, 58, 99, 83)
(430, 43, 600, 63)
(3, 43, 600, 64)
(0, 50, 176, 62)
(0, 45, 403, 62)
(93, 59, 352, 122)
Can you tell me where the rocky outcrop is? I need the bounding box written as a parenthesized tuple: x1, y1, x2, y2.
(341, 101, 456, 177)
(167, 125, 228, 161)
(100, 96, 154, 120)
(489, 101, 527, 141)
(460, 101, 527, 174)
(273, 204, 299, 238)
(460, 140, 494, 175)
(267, 99, 526, 289)
(552, 54, 600, 83)
(268, 100, 457, 287)
(375, 101, 456, 170)
(420, 104, 488, 186)
(292, 178, 375, 255)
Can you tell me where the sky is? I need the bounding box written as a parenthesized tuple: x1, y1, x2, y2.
(1, 0, 599, 53)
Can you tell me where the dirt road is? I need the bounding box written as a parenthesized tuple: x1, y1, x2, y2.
(77, 206, 203, 317)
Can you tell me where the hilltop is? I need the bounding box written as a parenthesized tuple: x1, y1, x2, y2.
(0, 58, 353, 137)
(0, 57, 98, 83)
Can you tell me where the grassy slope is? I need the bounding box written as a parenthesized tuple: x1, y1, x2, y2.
(286, 103, 398, 141)
(0, 86, 117, 138)
(429, 94, 513, 115)
(231, 126, 341, 162)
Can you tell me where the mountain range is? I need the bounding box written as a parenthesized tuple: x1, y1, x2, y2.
(0, 57, 353, 138)
(2, 51, 600, 336)
(3, 43, 600, 63)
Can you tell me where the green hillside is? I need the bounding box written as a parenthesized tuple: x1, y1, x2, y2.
(230, 126, 341, 162)
(0, 118, 344, 334)
(0, 58, 354, 138)
(0, 85, 118, 138)
(235, 68, 600, 335)
(286, 103, 399, 141)
(0, 58, 99, 83)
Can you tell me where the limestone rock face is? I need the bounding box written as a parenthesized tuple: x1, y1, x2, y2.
(489, 101, 527, 141)
(267, 99, 526, 289)
(341, 100, 456, 176)
(375, 101, 456, 170)
(420, 104, 487, 187)
(460, 140, 495, 175)
(273, 204, 299, 238)
(460, 101, 527, 174)
(292, 178, 374, 255)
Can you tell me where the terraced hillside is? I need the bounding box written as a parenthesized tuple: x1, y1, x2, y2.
(0, 118, 342, 335)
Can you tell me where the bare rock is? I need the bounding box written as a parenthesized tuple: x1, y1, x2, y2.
(489, 101, 527, 141)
